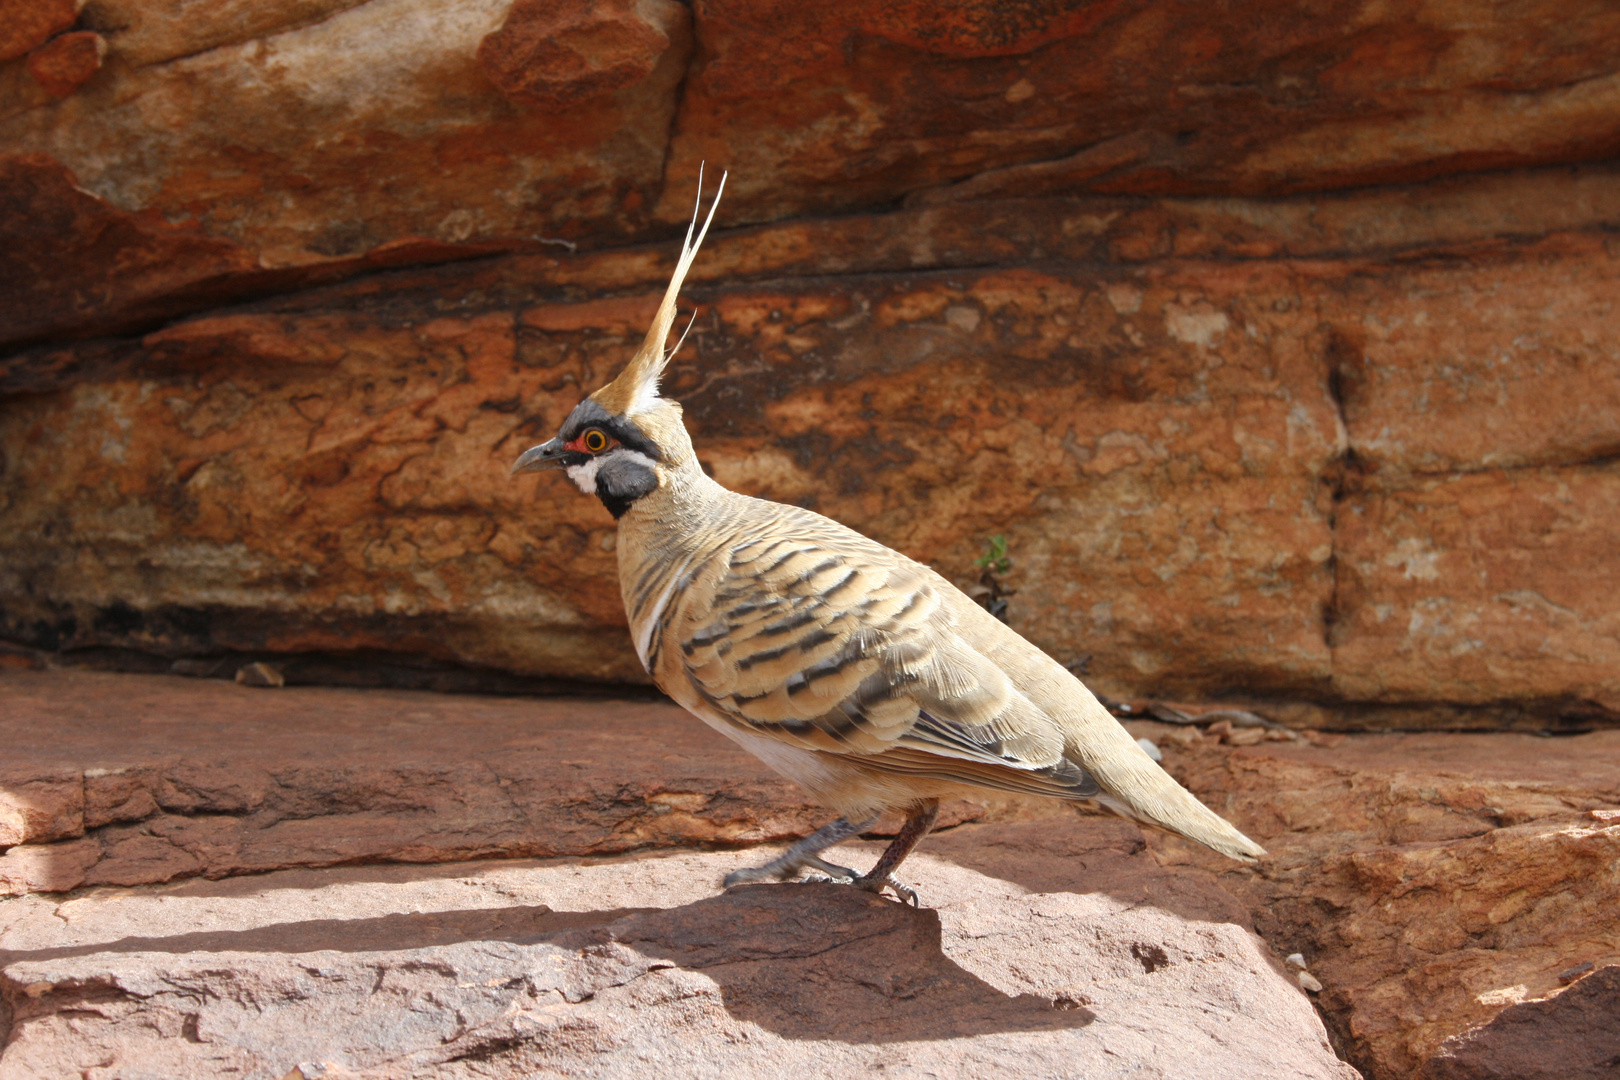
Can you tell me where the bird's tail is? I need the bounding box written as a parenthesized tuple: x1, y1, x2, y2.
(1074, 701, 1266, 861)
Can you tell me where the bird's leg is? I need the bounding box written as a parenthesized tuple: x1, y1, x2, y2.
(854, 799, 939, 906)
(723, 816, 876, 887)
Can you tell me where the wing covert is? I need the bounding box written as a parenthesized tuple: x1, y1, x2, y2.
(672, 528, 1099, 800)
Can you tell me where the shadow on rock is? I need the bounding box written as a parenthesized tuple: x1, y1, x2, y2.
(2, 883, 1092, 1050)
(923, 812, 1256, 927)
(570, 881, 1096, 1043)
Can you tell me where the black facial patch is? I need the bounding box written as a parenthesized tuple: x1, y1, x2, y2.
(558, 399, 664, 462)
(595, 452, 660, 519)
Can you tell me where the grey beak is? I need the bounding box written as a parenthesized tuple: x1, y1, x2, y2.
(511, 437, 569, 475)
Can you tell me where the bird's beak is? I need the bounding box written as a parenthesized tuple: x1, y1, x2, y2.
(510, 437, 569, 475)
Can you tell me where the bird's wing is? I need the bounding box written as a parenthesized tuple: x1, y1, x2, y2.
(669, 520, 1100, 801)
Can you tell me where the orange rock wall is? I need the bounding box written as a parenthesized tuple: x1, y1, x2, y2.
(2, 0, 1618, 726)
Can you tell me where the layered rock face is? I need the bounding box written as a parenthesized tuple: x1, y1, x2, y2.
(3, 5, 1619, 715)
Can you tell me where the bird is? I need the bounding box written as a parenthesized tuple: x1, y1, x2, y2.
(511, 172, 1265, 905)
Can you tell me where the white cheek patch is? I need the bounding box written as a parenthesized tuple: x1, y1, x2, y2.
(566, 456, 602, 495)
(567, 449, 661, 499)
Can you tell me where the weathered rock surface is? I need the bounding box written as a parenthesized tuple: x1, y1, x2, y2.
(1422, 964, 1620, 1080)
(0, 836, 1356, 1079)
(4, 670, 1618, 1077)
(0, 668, 1056, 896)
(1142, 721, 1620, 1079)
(1334, 464, 1620, 712)
(4, 0, 1620, 340)
(4, 178, 1618, 716)
(666, 0, 1620, 218)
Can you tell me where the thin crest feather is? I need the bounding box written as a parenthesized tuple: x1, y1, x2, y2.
(593, 168, 727, 416)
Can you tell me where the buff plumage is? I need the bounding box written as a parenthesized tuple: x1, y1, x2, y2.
(513, 174, 1264, 903)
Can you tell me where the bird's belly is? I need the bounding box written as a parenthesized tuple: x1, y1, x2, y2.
(675, 699, 933, 820)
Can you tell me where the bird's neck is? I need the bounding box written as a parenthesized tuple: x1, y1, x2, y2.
(612, 458, 741, 672)
(616, 457, 736, 566)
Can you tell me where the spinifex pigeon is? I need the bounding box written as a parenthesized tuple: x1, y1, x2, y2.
(513, 174, 1264, 904)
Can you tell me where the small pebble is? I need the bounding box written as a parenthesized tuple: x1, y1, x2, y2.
(1135, 737, 1163, 762)
(235, 661, 285, 688)
(1198, 708, 1272, 729)
(1286, 953, 1306, 969)
(1557, 960, 1595, 985)
(1297, 971, 1324, 993)
(1160, 727, 1202, 748)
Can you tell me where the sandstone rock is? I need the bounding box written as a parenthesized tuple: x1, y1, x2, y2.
(0, 0, 79, 63)
(1333, 464, 1620, 711)
(4, 0, 1620, 337)
(23, 29, 103, 97)
(0, 154, 260, 349)
(662, 0, 1620, 223)
(1334, 238, 1620, 476)
(6, 211, 1620, 714)
(75, 0, 370, 68)
(5, 157, 1620, 352)
(477, 0, 690, 107)
(0, 0, 690, 277)
(0, 669, 1059, 896)
(5, 671, 1616, 1076)
(0, 828, 1357, 1078)
(0, 774, 82, 847)
(1140, 722, 1620, 1079)
(0, 253, 1350, 695)
(1421, 965, 1620, 1080)
(233, 660, 285, 687)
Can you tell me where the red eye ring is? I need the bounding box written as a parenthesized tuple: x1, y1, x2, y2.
(563, 428, 616, 454)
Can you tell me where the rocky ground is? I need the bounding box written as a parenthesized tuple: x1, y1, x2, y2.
(3, 668, 1617, 1078)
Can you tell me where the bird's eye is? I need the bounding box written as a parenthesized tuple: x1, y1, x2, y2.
(582, 428, 609, 453)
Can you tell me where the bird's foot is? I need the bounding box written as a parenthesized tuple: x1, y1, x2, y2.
(723, 816, 875, 890)
(854, 872, 921, 907)
(726, 854, 863, 888)
(797, 855, 859, 884)
(800, 861, 920, 906)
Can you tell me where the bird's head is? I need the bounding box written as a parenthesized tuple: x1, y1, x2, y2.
(510, 173, 724, 519)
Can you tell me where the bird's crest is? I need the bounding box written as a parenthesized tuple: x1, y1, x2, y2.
(591, 168, 727, 417)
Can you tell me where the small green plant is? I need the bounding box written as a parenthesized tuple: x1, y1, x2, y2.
(975, 534, 1011, 575)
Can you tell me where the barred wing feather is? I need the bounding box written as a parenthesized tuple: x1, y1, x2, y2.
(672, 518, 1101, 801)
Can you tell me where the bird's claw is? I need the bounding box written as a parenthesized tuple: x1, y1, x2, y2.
(799, 871, 850, 885)
(800, 866, 920, 906)
(856, 872, 921, 907)
(726, 859, 919, 905)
